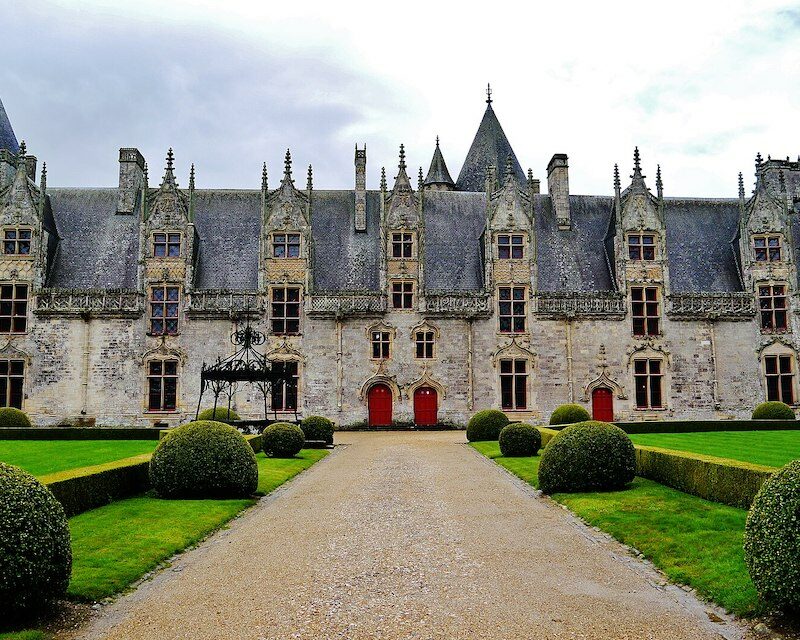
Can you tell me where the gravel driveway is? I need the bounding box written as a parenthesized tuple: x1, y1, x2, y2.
(75, 431, 746, 640)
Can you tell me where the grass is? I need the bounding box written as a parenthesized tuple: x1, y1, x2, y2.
(471, 441, 759, 616)
(628, 430, 800, 468)
(0, 632, 48, 640)
(0, 440, 158, 477)
(67, 448, 327, 601)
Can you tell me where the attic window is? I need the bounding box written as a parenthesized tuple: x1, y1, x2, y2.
(391, 233, 413, 258)
(153, 233, 181, 258)
(497, 234, 524, 259)
(754, 235, 781, 262)
(273, 233, 301, 258)
(628, 234, 655, 261)
(3, 228, 32, 255)
(391, 281, 414, 309)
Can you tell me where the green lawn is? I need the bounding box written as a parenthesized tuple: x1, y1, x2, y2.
(471, 441, 758, 616)
(629, 430, 800, 468)
(0, 632, 48, 640)
(0, 440, 158, 477)
(67, 448, 327, 601)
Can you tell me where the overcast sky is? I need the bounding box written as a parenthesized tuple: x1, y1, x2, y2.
(3, 0, 799, 196)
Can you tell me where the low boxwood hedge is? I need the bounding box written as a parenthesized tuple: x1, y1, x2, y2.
(549, 403, 590, 426)
(499, 422, 541, 457)
(538, 421, 635, 493)
(0, 427, 163, 440)
(466, 410, 509, 442)
(744, 460, 800, 610)
(149, 421, 258, 498)
(300, 415, 335, 445)
(196, 407, 242, 424)
(0, 407, 32, 427)
(752, 401, 795, 420)
(262, 422, 305, 457)
(0, 463, 72, 618)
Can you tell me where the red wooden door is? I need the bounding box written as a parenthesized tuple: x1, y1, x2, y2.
(592, 388, 614, 422)
(414, 387, 438, 426)
(368, 384, 392, 427)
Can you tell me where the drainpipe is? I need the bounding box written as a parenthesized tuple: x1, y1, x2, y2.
(565, 318, 575, 402)
(80, 313, 91, 415)
(467, 319, 474, 411)
(336, 319, 343, 411)
(708, 319, 720, 410)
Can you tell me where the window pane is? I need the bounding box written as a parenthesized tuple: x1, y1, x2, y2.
(9, 360, 23, 375)
(164, 360, 177, 375)
(764, 356, 777, 375)
(635, 376, 648, 408)
(501, 376, 513, 409)
(634, 360, 647, 374)
(152, 288, 165, 301)
(499, 288, 511, 300)
(168, 244, 180, 257)
(9, 378, 22, 409)
(767, 376, 779, 401)
(163, 378, 177, 410)
(650, 377, 662, 407)
(500, 360, 512, 373)
(287, 288, 300, 302)
(514, 377, 526, 409)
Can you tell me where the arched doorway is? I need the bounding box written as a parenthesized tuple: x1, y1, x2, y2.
(368, 383, 392, 427)
(592, 387, 614, 422)
(413, 387, 438, 426)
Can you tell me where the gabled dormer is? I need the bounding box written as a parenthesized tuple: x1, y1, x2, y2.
(261, 150, 312, 292)
(613, 148, 668, 293)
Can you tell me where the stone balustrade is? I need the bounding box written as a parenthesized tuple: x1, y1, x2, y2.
(186, 290, 261, 317)
(306, 293, 387, 317)
(532, 291, 626, 319)
(424, 292, 493, 317)
(667, 292, 755, 320)
(35, 288, 142, 317)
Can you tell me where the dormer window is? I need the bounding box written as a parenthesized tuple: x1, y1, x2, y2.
(497, 234, 524, 259)
(391, 232, 413, 258)
(628, 234, 655, 261)
(754, 235, 782, 262)
(153, 233, 181, 258)
(3, 228, 32, 255)
(391, 281, 414, 309)
(273, 233, 301, 258)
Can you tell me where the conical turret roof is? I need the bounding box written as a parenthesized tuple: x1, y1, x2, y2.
(456, 98, 525, 192)
(0, 98, 19, 153)
(424, 137, 455, 187)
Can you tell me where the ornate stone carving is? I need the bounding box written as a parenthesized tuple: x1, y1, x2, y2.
(186, 290, 261, 318)
(306, 293, 387, 317)
(34, 288, 142, 317)
(424, 292, 492, 317)
(667, 292, 755, 320)
(532, 291, 626, 319)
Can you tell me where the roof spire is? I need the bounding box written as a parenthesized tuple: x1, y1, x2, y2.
(160, 148, 177, 188)
(418, 167, 424, 191)
(399, 144, 406, 170)
(283, 148, 293, 182)
(755, 152, 763, 168)
(166, 147, 174, 171)
(738, 172, 745, 202)
(261, 162, 268, 191)
(613, 163, 620, 190)
(16, 140, 26, 170)
(424, 136, 455, 188)
(189, 163, 195, 191)
(380, 166, 387, 192)
(486, 83, 492, 105)
(655, 164, 663, 198)
(18, 140, 26, 156)
(307, 164, 313, 191)
(40, 161, 46, 192)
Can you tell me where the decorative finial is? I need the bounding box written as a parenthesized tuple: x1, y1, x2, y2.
(613, 163, 621, 192)
(435, 135, 440, 148)
(656, 164, 663, 195)
(143, 162, 149, 183)
(307, 164, 313, 191)
(779, 170, 786, 192)
(189, 163, 195, 190)
(418, 166, 424, 190)
(284, 148, 292, 179)
(40, 162, 47, 191)
(527, 168, 534, 184)
(18, 140, 26, 156)
(755, 152, 763, 167)
(166, 148, 174, 171)
(261, 162, 268, 191)
(398, 144, 406, 170)
(633, 146, 641, 173)
(486, 83, 492, 105)
(380, 166, 387, 191)
(503, 154, 515, 185)
(738, 172, 745, 200)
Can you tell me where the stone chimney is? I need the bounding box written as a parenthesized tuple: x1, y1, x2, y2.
(354, 144, 366, 232)
(0, 150, 15, 190)
(25, 155, 37, 182)
(547, 153, 570, 230)
(117, 148, 145, 215)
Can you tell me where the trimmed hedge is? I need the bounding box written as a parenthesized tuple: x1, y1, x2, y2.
(262, 422, 305, 458)
(538, 421, 636, 494)
(300, 415, 335, 445)
(634, 446, 774, 509)
(559, 420, 800, 435)
(42, 455, 151, 517)
(150, 421, 258, 498)
(197, 407, 242, 424)
(499, 423, 541, 457)
(466, 410, 509, 442)
(752, 401, 795, 421)
(0, 427, 164, 440)
(245, 433, 263, 453)
(549, 403, 590, 426)
(0, 407, 32, 427)
(1, 463, 72, 617)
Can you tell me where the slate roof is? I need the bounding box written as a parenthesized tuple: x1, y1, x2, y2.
(424, 139, 455, 187)
(456, 104, 526, 192)
(0, 98, 18, 153)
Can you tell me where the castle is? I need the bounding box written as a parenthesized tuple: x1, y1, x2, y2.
(0, 90, 798, 427)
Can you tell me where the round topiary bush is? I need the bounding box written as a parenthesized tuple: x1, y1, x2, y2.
(0, 463, 72, 618)
(300, 415, 334, 445)
(744, 460, 800, 611)
(0, 407, 32, 427)
(262, 422, 305, 457)
(752, 401, 795, 420)
(538, 421, 635, 494)
(196, 407, 242, 424)
(466, 409, 510, 442)
(549, 403, 591, 426)
(499, 422, 541, 457)
(149, 420, 258, 498)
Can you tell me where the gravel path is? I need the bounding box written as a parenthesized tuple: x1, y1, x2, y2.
(75, 431, 746, 640)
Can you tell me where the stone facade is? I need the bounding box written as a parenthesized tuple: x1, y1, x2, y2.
(0, 93, 799, 427)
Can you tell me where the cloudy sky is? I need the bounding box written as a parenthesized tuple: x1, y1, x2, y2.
(2, 0, 799, 196)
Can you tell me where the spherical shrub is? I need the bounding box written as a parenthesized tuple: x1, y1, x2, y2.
(752, 401, 795, 420)
(0, 463, 72, 618)
(300, 415, 334, 445)
(196, 407, 242, 424)
(549, 403, 591, 426)
(262, 422, 305, 457)
(499, 422, 542, 457)
(744, 460, 800, 610)
(538, 421, 635, 494)
(466, 409, 510, 442)
(0, 407, 32, 427)
(149, 420, 258, 498)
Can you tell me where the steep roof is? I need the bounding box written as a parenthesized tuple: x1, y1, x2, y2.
(423, 138, 455, 187)
(0, 98, 19, 153)
(456, 103, 525, 192)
